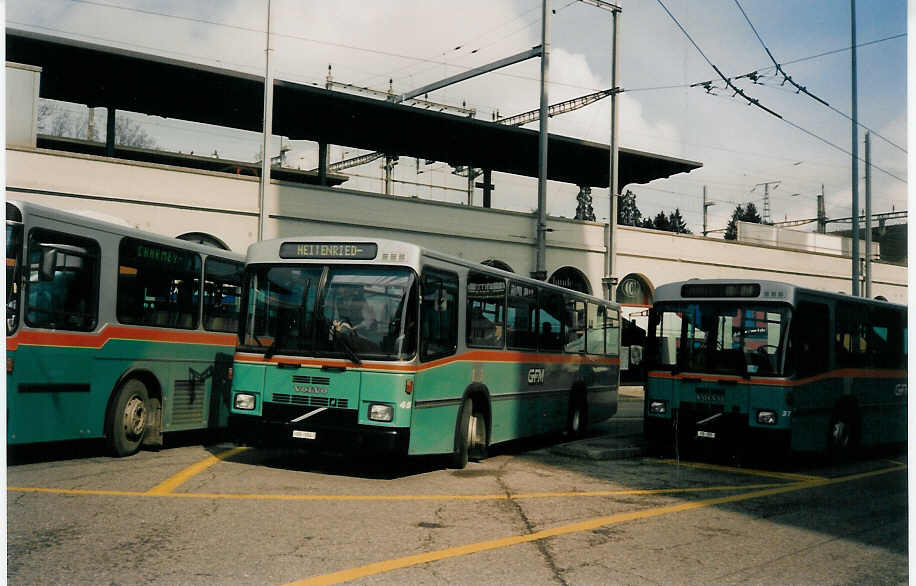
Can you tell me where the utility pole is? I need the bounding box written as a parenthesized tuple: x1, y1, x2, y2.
(850, 0, 860, 296)
(702, 185, 715, 237)
(753, 180, 779, 224)
(865, 131, 872, 297)
(533, 0, 550, 281)
(257, 0, 273, 241)
(817, 185, 826, 233)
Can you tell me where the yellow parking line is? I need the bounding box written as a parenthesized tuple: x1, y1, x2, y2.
(7, 482, 785, 501)
(145, 446, 248, 495)
(288, 464, 905, 586)
(654, 458, 825, 482)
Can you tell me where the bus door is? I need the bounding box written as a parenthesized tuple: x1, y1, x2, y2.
(11, 231, 101, 443)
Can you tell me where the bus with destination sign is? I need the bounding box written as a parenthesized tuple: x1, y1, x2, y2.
(6, 200, 244, 455)
(643, 279, 907, 458)
(229, 237, 621, 467)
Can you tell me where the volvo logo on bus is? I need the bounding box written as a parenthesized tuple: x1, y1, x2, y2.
(295, 385, 328, 395)
(527, 368, 545, 385)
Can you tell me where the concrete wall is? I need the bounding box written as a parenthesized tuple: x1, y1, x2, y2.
(6, 63, 40, 148)
(6, 146, 907, 307)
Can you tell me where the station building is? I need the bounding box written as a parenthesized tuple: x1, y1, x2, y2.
(5, 30, 908, 348)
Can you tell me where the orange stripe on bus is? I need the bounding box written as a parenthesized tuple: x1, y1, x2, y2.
(647, 369, 906, 387)
(7, 325, 236, 352)
(234, 350, 620, 373)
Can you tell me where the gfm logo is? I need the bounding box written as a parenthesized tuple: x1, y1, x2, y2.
(527, 368, 545, 385)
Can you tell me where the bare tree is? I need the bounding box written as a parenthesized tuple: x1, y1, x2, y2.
(36, 102, 156, 149)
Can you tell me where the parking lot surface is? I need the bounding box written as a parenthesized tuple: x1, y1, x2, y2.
(7, 392, 907, 585)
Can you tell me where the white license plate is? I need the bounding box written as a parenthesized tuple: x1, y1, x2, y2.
(696, 430, 716, 439)
(292, 430, 317, 440)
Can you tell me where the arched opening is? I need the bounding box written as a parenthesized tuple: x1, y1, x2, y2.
(616, 273, 654, 306)
(176, 232, 230, 251)
(548, 266, 591, 295)
(480, 259, 514, 273)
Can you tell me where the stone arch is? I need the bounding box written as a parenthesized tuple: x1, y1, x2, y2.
(480, 259, 514, 273)
(548, 266, 592, 295)
(176, 232, 230, 251)
(616, 273, 654, 306)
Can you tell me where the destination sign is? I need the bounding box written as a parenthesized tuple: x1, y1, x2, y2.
(279, 242, 378, 260)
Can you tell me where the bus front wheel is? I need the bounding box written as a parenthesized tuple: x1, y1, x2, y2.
(108, 379, 149, 457)
(451, 398, 487, 469)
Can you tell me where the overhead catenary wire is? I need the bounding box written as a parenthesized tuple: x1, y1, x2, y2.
(732, 0, 905, 154)
(653, 0, 906, 186)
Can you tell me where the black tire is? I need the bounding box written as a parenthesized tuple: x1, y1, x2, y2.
(450, 398, 472, 469)
(107, 379, 149, 457)
(566, 393, 587, 439)
(827, 406, 858, 462)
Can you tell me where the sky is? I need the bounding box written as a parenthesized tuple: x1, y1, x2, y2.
(6, 0, 910, 235)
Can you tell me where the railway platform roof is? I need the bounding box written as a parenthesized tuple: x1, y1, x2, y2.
(7, 28, 701, 190)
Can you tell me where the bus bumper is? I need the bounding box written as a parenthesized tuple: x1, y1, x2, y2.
(229, 414, 410, 454)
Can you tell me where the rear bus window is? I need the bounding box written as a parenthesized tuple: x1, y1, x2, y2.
(203, 258, 243, 333)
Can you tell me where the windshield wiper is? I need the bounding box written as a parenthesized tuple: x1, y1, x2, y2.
(330, 326, 362, 366)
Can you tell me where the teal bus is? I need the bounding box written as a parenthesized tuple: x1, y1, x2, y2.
(643, 279, 907, 458)
(229, 237, 621, 467)
(6, 200, 244, 456)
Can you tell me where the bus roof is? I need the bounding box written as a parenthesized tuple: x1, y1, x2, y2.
(7, 199, 244, 260)
(654, 278, 905, 310)
(247, 236, 619, 308)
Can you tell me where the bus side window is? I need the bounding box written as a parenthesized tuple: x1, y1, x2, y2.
(25, 229, 100, 332)
(538, 289, 563, 352)
(507, 281, 537, 350)
(203, 257, 243, 333)
(466, 272, 505, 348)
(420, 269, 458, 361)
(791, 301, 830, 377)
(605, 307, 620, 357)
(869, 306, 904, 369)
(834, 301, 867, 369)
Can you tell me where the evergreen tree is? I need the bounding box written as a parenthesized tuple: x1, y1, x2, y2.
(617, 190, 644, 227)
(724, 202, 764, 240)
(651, 211, 671, 232)
(668, 207, 691, 234)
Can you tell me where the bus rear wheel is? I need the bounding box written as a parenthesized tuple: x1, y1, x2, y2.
(566, 393, 588, 439)
(108, 379, 149, 457)
(828, 406, 858, 462)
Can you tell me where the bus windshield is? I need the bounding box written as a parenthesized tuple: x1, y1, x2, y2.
(6, 222, 22, 335)
(650, 302, 791, 376)
(241, 265, 417, 361)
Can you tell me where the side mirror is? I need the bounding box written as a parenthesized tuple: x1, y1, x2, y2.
(38, 244, 89, 281)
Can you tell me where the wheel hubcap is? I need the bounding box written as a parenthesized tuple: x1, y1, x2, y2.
(832, 420, 848, 448)
(123, 396, 146, 439)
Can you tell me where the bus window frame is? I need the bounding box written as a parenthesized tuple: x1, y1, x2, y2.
(116, 236, 203, 330)
(466, 271, 507, 350)
(203, 256, 244, 334)
(419, 267, 459, 362)
(24, 227, 101, 332)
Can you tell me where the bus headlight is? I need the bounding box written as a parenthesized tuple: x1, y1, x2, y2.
(368, 403, 394, 422)
(234, 393, 257, 411)
(648, 400, 667, 415)
(757, 410, 778, 425)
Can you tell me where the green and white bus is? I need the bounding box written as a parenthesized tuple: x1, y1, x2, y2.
(229, 237, 621, 467)
(6, 200, 244, 456)
(644, 279, 907, 458)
